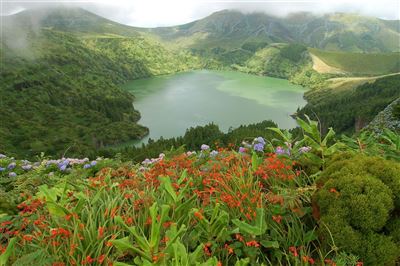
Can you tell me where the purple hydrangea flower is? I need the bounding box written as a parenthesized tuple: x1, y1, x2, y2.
(210, 150, 218, 157)
(59, 164, 67, 171)
(276, 146, 290, 156)
(238, 147, 246, 153)
(9, 172, 17, 177)
(142, 158, 152, 165)
(22, 164, 32, 171)
(8, 162, 16, 170)
(299, 146, 312, 154)
(0, 167, 5, 172)
(83, 164, 91, 169)
(253, 143, 264, 152)
(201, 144, 210, 151)
(255, 137, 266, 145)
(90, 161, 97, 166)
(0, 154, 6, 159)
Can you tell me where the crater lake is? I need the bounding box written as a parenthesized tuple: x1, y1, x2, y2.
(122, 70, 307, 144)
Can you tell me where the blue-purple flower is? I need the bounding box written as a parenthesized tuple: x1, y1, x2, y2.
(9, 172, 17, 177)
(90, 161, 97, 166)
(59, 164, 67, 171)
(83, 164, 91, 169)
(142, 158, 152, 165)
(299, 146, 312, 154)
(201, 144, 210, 151)
(0, 167, 5, 172)
(210, 150, 219, 157)
(22, 164, 32, 171)
(254, 143, 264, 152)
(276, 146, 290, 156)
(7, 162, 16, 170)
(255, 137, 266, 145)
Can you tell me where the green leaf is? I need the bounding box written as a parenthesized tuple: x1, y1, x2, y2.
(114, 262, 134, 266)
(322, 128, 335, 147)
(304, 230, 318, 243)
(0, 238, 16, 266)
(159, 176, 177, 202)
(235, 258, 250, 266)
(251, 152, 261, 171)
(260, 240, 279, 249)
(110, 237, 151, 261)
(114, 216, 149, 251)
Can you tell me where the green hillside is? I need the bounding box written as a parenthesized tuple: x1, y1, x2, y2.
(1, 7, 400, 159)
(298, 74, 400, 134)
(144, 10, 400, 53)
(309, 48, 400, 75)
(0, 8, 201, 158)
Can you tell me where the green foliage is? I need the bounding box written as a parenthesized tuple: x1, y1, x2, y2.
(299, 74, 400, 134)
(280, 44, 307, 62)
(309, 48, 400, 75)
(0, 238, 16, 266)
(101, 120, 278, 163)
(241, 41, 269, 53)
(314, 154, 400, 265)
(1, 13, 202, 159)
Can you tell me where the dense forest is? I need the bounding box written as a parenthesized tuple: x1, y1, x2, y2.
(298, 74, 400, 134)
(97, 120, 280, 163)
(0, 27, 201, 158)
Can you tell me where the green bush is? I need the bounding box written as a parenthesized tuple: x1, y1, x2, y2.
(314, 153, 400, 265)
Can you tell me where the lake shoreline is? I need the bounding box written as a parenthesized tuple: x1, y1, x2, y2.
(120, 69, 307, 147)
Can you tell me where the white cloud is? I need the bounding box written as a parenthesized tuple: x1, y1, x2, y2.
(2, 0, 400, 27)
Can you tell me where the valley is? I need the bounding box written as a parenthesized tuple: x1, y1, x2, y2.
(1, 4, 400, 266)
(1, 7, 399, 159)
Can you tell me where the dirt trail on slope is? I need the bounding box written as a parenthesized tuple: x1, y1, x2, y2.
(327, 72, 400, 90)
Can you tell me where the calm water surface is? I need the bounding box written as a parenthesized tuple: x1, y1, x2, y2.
(122, 70, 306, 144)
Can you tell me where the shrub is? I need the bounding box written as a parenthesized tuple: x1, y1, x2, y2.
(314, 153, 400, 265)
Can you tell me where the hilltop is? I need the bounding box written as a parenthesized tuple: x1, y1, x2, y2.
(143, 10, 400, 53)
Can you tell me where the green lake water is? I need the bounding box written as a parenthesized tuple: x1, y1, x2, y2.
(122, 70, 306, 144)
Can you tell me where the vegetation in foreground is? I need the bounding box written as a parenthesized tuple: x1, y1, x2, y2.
(1, 117, 399, 265)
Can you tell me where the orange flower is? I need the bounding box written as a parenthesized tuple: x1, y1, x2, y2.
(246, 240, 260, 247)
(194, 211, 204, 220)
(82, 255, 95, 265)
(203, 243, 212, 256)
(98, 226, 105, 238)
(302, 256, 315, 264)
(272, 215, 282, 223)
(98, 254, 106, 264)
(23, 234, 34, 242)
(330, 188, 338, 194)
(289, 246, 298, 257)
(224, 244, 234, 254)
(235, 233, 244, 242)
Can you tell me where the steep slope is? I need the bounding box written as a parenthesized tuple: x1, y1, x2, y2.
(143, 10, 400, 53)
(309, 48, 400, 75)
(0, 7, 200, 158)
(366, 97, 400, 133)
(298, 74, 400, 134)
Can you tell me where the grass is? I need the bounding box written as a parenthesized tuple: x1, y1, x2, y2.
(309, 48, 400, 75)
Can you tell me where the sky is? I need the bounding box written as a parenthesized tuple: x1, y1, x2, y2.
(1, 0, 400, 27)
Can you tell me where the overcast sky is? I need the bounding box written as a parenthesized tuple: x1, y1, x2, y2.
(2, 0, 400, 27)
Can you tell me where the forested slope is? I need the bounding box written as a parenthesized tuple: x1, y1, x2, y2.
(0, 8, 201, 158)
